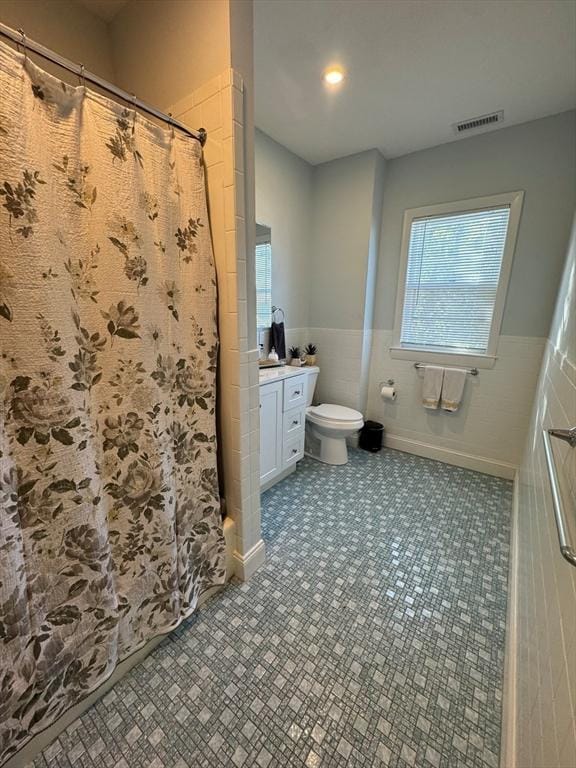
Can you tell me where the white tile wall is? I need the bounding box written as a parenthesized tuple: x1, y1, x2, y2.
(298, 327, 545, 476)
(172, 70, 263, 579)
(283, 327, 308, 355)
(366, 331, 545, 477)
(507, 220, 576, 768)
(306, 327, 365, 410)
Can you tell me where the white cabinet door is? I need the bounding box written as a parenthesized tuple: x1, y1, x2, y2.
(259, 381, 283, 487)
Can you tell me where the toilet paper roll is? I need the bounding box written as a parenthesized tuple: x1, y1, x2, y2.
(380, 385, 397, 401)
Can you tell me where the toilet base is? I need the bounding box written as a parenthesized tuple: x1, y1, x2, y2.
(319, 435, 349, 465)
(305, 427, 350, 465)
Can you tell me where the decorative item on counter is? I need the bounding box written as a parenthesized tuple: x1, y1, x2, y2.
(268, 347, 279, 362)
(304, 343, 317, 366)
(289, 346, 302, 366)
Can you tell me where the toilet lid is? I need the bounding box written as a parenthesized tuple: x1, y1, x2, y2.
(309, 403, 363, 422)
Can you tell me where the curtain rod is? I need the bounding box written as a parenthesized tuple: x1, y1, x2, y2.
(0, 22, 207, 146)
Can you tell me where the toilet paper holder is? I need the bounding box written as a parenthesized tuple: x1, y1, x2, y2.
(379, 378, 395, 387)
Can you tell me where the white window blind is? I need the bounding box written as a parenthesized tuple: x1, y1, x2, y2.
(400, 206, 511, 354)
(255, 240, 272, 329)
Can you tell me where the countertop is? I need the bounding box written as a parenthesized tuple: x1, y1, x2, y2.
(259, 364, 319, 385)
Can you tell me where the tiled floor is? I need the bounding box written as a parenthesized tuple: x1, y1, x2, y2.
(31, 449, 512, 768)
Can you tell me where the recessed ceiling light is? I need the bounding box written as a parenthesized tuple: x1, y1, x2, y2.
(323, 68, 345, 85)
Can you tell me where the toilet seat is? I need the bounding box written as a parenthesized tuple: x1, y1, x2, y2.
(306, 403, 364, 428)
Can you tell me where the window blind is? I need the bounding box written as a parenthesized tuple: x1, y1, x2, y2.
(255, 241, 272, 329)
(400, 206, 511, 354)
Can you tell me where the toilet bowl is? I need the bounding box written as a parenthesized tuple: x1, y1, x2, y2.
(305, 403, 364, 465)
(303, 369, 364, 465)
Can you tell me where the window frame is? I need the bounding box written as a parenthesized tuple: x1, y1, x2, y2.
(391, 190, 524, 369)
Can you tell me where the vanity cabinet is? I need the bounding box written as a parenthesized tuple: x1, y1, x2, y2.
(259, 380, 283, 486)
(259, 373, 307, 489)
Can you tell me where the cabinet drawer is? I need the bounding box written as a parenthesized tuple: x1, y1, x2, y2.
(283, 406, 305, 440)
(283, 432, 305, 467)
(283, 374, 307, 411)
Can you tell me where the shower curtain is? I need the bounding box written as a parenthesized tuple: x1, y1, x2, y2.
(0, 41, 225, 762)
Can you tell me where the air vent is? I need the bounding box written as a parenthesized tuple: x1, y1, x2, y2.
(453, 110, 504, 135)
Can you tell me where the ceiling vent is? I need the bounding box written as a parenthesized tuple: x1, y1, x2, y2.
(452, 110, 504, 136)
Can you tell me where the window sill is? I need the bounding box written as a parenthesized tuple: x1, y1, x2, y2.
(389, 346, 497, 369)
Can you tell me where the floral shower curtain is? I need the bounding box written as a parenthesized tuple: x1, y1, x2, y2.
(0, 41, 225, 762)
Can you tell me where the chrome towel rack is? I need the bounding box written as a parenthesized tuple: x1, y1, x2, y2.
(413, 362, 479, 376)
(542, 427, 576, 568)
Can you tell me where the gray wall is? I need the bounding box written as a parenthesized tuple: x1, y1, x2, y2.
(374, 110, 576, 336)
(0, 0, 115, 82)
(255, 129, 313, 330)
(255, 135, 387, 334)
(110, 0, 231, 110)
(309, 149, 385, 330)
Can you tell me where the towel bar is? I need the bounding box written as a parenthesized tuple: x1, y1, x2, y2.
(542, 427, 576, 568)
(413, 362, 478, 376)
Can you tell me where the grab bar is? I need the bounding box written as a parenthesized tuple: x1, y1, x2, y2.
(542, 427, 576, 568)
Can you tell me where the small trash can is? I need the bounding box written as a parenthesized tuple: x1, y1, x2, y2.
(359, 420, 384, 453)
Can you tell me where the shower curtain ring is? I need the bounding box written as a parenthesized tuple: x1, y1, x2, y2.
(130, 93, 138, 126)
(79, 64, 86, 90)
(17, 29, 27, 59)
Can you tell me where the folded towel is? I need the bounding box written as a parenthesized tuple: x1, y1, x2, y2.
(422, 366, 444, 409)
(270, 321, 286, 360)
(441, 368, 467, 412)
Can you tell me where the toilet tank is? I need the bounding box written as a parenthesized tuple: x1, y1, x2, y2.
(305, 367, 319, 406)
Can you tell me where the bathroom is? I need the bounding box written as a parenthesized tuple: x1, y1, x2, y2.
(0, 1, 574, 767)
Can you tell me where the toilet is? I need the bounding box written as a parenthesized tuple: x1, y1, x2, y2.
(304, 369, 364, 465)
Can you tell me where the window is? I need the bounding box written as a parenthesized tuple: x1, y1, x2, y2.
(255, 225, 272, 329)
(392, 191, 523, 366)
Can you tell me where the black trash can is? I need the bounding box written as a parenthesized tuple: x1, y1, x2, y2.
(359, 420, 384, 452)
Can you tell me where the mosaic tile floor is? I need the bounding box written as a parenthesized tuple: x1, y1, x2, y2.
(31, 449, 512, 768)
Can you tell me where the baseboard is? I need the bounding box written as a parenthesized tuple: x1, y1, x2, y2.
(232, 538, 266, 581)
(385, 434, 517, 479)
(500, 471, 520, 768)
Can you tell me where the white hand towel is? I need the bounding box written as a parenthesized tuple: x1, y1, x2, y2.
(422, 366, 444, 409)
(441, 368, 467, 412)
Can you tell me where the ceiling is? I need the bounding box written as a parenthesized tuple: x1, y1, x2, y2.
(254, 0, 576, 165)
(77, 0, 128, 22)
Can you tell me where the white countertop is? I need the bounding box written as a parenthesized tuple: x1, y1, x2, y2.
(259, 364, 319, 385)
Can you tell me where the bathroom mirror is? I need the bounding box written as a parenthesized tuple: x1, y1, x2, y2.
(255, 223, 272, 330)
